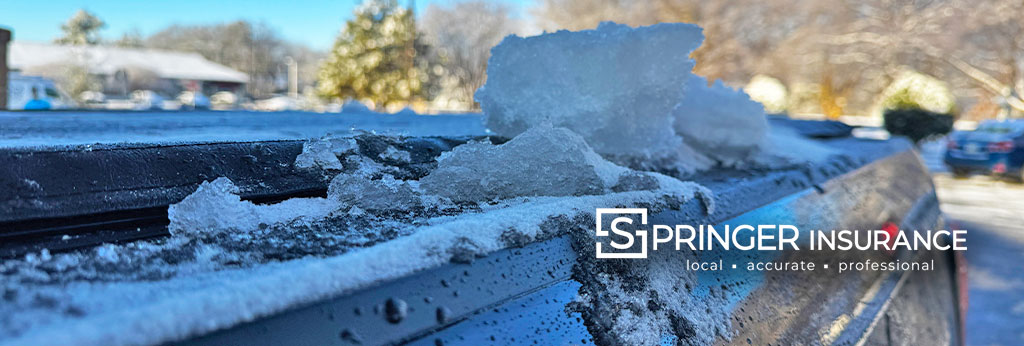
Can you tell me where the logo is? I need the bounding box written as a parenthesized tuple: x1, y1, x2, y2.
(595, 208, 648, 259)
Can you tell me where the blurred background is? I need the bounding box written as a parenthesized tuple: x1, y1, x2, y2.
(1, 0, 1020, 123)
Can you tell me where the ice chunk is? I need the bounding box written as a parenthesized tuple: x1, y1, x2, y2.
(419, 126, 608, 202)
(327, 137, 359, 156)
(328, 174, 421, 211)
(476, 22, 702, 165)
(672, 75, 768, 165)
(477, 22, 828, 174)
(378, 145, 411, 163)
(755, 125, 835, 166)
(168, 177, 338, 236)
(345, 155, 389, 178)
(294, 138, 344, 170)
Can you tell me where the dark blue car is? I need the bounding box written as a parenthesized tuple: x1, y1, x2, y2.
(945, 120, 1024, 180)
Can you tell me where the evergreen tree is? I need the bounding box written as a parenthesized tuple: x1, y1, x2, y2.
(317, 0, 436, 109)
(55, 9, 105, 45)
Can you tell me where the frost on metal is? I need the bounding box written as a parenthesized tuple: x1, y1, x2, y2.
(0, 187, 704, 346)
(0, 123, 714, 345)
(477, 22, 829, 174)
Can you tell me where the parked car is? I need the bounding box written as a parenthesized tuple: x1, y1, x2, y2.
(130, 90, 168, 110)
(177, 91, 211, 109)
(944, 119, 1024, 180)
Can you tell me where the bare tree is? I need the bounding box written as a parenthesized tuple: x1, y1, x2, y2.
(147, 21, 298, 98)
(421, 1, 521, 109)
(944, 0, 1024, 116)
(531, 0, 1024, 118)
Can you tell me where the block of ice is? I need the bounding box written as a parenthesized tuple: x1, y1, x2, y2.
(294, 138, 344, 170)
(420, 126, 611, 202)
(477, 22, 819, 173)
(477, 22, 702, 166)
(378, 145, 411, 163)
(168, 177, 338, 236)
(328, 174, 422, 211)
(672, 75, 768, 165)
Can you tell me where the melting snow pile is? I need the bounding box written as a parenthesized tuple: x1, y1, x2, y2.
(477, 22, 829, 173)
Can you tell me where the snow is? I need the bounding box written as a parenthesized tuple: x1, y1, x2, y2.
(477, 22, 701, 170)
(477, 21, 829, 174)
(420, 126, 605, 202)
(328, 173, 422, 211)
(2, 119, 714, 345)
(0, 111, 487, 148)
(672, 75, 768, 167)
(1, 176, 704, 346)
(420, 125, 696, 203)
(167, 177, 338, 236)
(378, 145, 412, 163)
(0, 20, 854, 346)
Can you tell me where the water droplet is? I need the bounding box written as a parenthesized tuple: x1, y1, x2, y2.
(339, 329, 363, 344)
(385, 298, 408, 324)
(436, 306, 452, 324)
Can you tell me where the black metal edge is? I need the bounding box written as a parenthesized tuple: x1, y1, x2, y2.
(171, 145, 910, 346)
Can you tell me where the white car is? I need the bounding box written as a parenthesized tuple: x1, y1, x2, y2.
(6, 72, 74, 110)
(177, 91, 212, 109)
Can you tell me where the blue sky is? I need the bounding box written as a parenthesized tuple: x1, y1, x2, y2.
(0, 0, 533, 51)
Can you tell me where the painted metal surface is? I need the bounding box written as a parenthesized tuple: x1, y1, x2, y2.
(176, 147, 958, 345)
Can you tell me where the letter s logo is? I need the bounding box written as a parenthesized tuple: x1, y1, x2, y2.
(609, 216, 635, 249)
(595, 208, 648, 259)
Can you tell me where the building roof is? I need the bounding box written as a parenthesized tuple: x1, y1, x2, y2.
(8, 42, 248, 84)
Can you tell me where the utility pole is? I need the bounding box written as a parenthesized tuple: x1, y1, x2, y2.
(284, 56, 298, 99)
